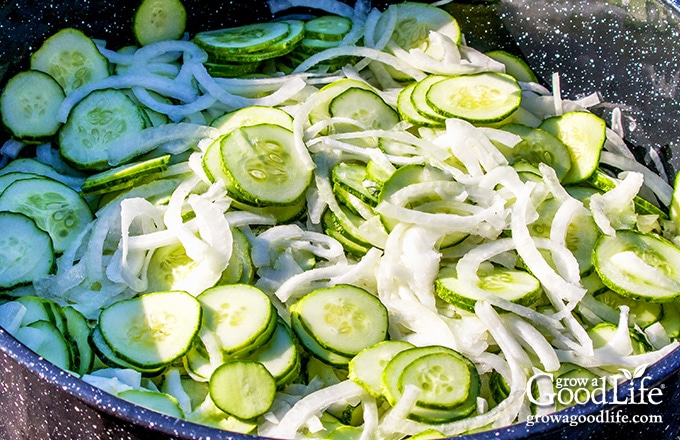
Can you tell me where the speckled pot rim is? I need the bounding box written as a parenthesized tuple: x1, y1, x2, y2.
(2, 325, 680, 439)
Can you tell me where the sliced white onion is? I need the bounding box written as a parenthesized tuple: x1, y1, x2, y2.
(265, 380, 366, 439)
(292, 46, 427, 81)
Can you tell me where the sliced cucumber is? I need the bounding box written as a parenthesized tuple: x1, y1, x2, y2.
(381, 345, 479, 423)
(210, 20, 305, 63)
(594, 289, 663, 329)
(587, 321, 651, 355)
(435, 265, 542, 312)
(495, 123, 572, 181)
(214, 124, 312, 206)
(80, 154, 171, 196)
(539, 111, 606, 185)
(0, 70, 65, 142)
(0, 176, 93, 253)
(58, 88, 149, 171)
(118, 389, 184, 418)
(210, 105, 294, 134)
(209, 360, 277, 420)
(328, 87, 400, 132)
(399, 351, 473, 410)
(305, 15, 352, 41)
(426, 72, 522, 124)
(485, 50, 538, 83)
(588, 169, 669, 219)
(133, 0, 187, 46)
(0, 212, 54, 289)
(198, 284, 277, 356)
(89, 325, 166, 375)
(322, 210, 372, 258)
(308, 78, 374, 128)
(348, 340, 415, 398)
(291, 284, 388, 358)
(62, 306, 94, 375)
(30, 28, 110, 95)
(410, 75, 448, 124)
(245, 320, 301, 388)
(530, 196, 600, 275)
(397, 81, 445, 128)
(593, 230, 680, 302)
(195, 22, 290, 55)
(14, 320, 72, 371)
(332, 162, 380, 207)
(290, 312, 353, 368)
(377, 2, 461, 58)
(98, 290, 202, 369)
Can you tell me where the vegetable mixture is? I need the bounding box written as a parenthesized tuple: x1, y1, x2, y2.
(1, 0, 680, 438)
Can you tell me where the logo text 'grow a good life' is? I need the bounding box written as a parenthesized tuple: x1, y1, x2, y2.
(526, 364, 663, 407)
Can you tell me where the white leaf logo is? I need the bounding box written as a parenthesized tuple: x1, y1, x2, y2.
(619, 368, 633, 381)
(633, 363, 649, 379)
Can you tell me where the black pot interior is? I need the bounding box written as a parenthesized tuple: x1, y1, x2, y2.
(1, 1, 680, 439)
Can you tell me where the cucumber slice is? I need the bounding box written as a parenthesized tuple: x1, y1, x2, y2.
(209, 360, 277, 420)
(133, 0, 187, 46)
(588, 169, 669, 219)
(89, 326, 166, 375)
(332, 162, 380, 207)
(308, 78, 374, 128)
(410, 75, 448, 124)
(98, 290, 202, 369)
(328, 87, 400, 132)
(118, 389, 184, 418)
(587, 321, 650, 355)
(594, 289, 663, 329)
(205, 61, 261, 78)
(290, 312, 353, 368)
(322, 210, 372, 258)
(30, 28, 110, 95)
(377, 2, 461, 54)
(530, 196, 600, 275)
(0, 177, 93, 253)
(230, 197, 307, 224)
(539, 111, 606, 185)
(0, 212, 54, 289)
(398, 351, 473, 410)
(495, 123, 572, 181)
(218, 227, 254, 285)
(62, 306, 94, 375)
(304, 15, 352, 41)
(195, 22, 290, 55)
(210, 20, 305, 63)
(381, 345, 479, 422)
(426, 72, 522, 124)
(0, 70, 65, 142)
(593, 230, 680, 302)
(0, 172, 46, 194)
(0, 158, 81, 188)
(58, 88, 149, 171)
(14, 320, 72, 371)
(435, 265, 542, 312)
(80, 154, 171, 196)
(485, 50, 538, 83)
(660, 302, 680, 339)
(348, 340, 415, 398)
(217, 124, 312, 206)
(291, 284, 388, 358)
(210, 105, 294, 134)
(198, 284, 277, 356)
(397, 81, 445, 128)
(245, 320, 301, 388)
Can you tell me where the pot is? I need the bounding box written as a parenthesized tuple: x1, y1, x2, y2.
(1, 0, 680, 439)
